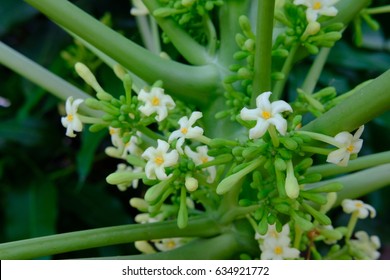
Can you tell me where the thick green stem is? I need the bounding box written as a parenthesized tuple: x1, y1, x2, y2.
(307, 151, 390, 177)
(0, 215, 220, 260)
(24, 0, 220, 106)
(302, 69, 390, 135)
(252, 0, 275, 105)
(306, 164, 390, 206)
(328, 0, 371, 26)
(86, 219, 259, 260)
(0, 41, 97, 117)
(218, 0, 251, 67)
(143, 0, 211, 65)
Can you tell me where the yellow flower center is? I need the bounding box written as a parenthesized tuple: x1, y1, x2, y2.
(154, 156, 164, 165)
(313, 1, 322, 10)
(181, 127, 188, 134)
(274, 246, 283, 255)
(201, 156, 209, 164)
(67, 114, 74, 122)
(355, 202, 363, 208)
(109, 127, 116, 135)
(347, 144, 354, 153)
(262, 111, 271, 119)
(166, 240, 176, 249)
(152, 96, 160, 106)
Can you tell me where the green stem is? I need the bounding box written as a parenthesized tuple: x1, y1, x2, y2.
(307, 151, 390, 177)
(346, 212, 359, 241)
(0, 41, 97, 117)
(306, 164, 390, 206)
(327, 0, 371, 27)
(86, 220, 259, 260)
(252, 0, 275, 105)
(24, 0, 220, 106)
(143, 0, 211, 65)
(217, 0, 251, 67)
(302, 69, 390, 135)
(301, 48, 331, 94)
(272, 43, 299, 101)
(366, 5, 390, 14)
(0, 215, 220, 260)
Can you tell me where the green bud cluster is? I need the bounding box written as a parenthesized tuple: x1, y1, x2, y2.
(154, 0, 224, 45)
(273, 2, 344, 55)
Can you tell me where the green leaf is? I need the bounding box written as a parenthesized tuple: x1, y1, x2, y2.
(76, 128, 107, 183)
(4, 179, 57, 241)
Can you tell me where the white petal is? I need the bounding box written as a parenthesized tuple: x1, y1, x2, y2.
(354, 125, 365, 140)
(178, 116, 189, 128)
(155, 166, 168, 180)
(188, 111, 203, 126)
(157, 139, 170, 153)
(142, 146, 155, 161)
(306, 9, 318, 22)
(326, 147, 349, 166)
(175, 138, 185, 154)
(271, 100, 293, 114)
(269, 114, 288, 135)
(164, 150, 179, 166)
(168, 130, 183, 142)
(319, 6, 338, 17)
(351, 139, 363, 154)
(186, 126, 204, 138)
(256, 91, 272, 111)
(249, 119, 269, 139)
(155, 107, 169, 121)
(334, 131, 353, 146)
(240, 107, 260, 121)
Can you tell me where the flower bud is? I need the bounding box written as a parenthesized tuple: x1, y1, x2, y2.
(185, 176, 198, 192)
(75, 62, 103, 92)
(285, 160, 300, 199)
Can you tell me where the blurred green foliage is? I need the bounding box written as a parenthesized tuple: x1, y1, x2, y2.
(0, 0, 389, 258)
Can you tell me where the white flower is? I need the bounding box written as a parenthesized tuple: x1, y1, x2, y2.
(138, 87, 175, 122)
(326, 126, 364, 167)
(109, 127, 122, 148)
(350, 231, 381, 260)
(130, 0, 149, 16)
(114, 163, 142, 191)
(260, 235, 300, 260)
(154, 238, 186, 252)
(240, 91, 292, 139)
(108, 129, 143, 158)
(168, 111, 204, 153)
(142, 139, 179, 180)
(123, 134, 143, 157)
(294, 0, 339, 22)
(184, 146, 216, 183)
(61, 96, 84, 137)
(341, 199, 376, 219)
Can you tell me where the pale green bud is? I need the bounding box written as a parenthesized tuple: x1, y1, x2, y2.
(285, 160, 300, 199)
(75, 62, 103, 92)
(106, 171, 145, 185)
(135, 241, 156, 254)
(185, 176, 198, 192)
(129, 197, 149, 211)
